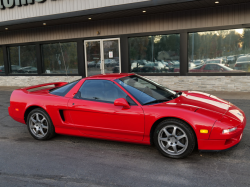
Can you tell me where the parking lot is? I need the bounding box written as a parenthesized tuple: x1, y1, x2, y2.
(0, 88, 250, 187)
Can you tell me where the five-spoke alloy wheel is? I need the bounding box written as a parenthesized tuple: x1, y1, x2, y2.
(27, 108, 55, 140)
(154, 119, 195, 158)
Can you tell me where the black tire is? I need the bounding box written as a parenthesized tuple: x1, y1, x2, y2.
(26, 108, 56, 140)
(153, 119, 196, 159)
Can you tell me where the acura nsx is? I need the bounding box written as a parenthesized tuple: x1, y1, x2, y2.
(8, 74, 246, 158)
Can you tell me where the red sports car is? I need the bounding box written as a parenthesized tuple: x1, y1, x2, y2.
(8, 74, 246, 158)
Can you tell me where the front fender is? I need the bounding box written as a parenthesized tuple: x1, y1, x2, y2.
(142, 106, 218, 142)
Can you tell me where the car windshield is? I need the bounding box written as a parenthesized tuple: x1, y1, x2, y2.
(237, 56, 250, 62)
(192, 65, 203, 69)
(115, 75, 177, 105)
(206, 60, 221, 64)
(145, 63, 155, 66)
(218, 64, 233, 71)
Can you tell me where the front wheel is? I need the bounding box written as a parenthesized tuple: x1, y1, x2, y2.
(153, 119, 196, 159)
(27, 108, 56, 140)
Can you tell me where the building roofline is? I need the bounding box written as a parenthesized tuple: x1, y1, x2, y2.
(0, 0, 195, 27)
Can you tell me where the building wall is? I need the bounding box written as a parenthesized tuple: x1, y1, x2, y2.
(0, 2, 249, 44)
(147, 76, 250, 92)
(0, 0, 149, 22)
(1, 76, 250, 92)
(0, 2, 250, 91)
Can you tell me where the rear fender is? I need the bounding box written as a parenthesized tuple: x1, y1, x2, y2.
(9, 89, 47, 124)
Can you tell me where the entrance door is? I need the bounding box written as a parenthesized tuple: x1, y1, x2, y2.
(84, 38, 121, 77)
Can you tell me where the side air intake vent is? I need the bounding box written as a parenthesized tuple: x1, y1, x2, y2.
(59, 110, 65, 121)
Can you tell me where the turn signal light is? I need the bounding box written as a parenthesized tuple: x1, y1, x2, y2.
(200, 129, 209, 134)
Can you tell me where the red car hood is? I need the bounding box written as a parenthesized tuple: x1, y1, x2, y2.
(155, 91, 228, 116)
(157, 91, 244, 122)
(179, 91, 229, 114)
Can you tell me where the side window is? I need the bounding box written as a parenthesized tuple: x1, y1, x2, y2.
(50, 80, 80, 97)
(204, 64, 212, 70)
(77, 80, 136, 105)
(213, 65, 221, 70)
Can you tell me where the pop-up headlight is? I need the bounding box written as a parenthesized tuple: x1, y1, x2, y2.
(222, 127, 237, 134)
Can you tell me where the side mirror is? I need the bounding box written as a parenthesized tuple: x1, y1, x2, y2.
(114, 98, 130, 109)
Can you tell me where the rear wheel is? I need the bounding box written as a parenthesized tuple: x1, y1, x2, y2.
(26, 108, 55, 140)
(153, 119, 195, 159)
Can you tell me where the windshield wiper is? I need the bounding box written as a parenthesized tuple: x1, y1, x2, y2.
(174, 91, 182, 98)
(143, 99, 170, 105)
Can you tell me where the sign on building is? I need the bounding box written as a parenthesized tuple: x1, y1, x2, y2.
(0, 0, 46, 9)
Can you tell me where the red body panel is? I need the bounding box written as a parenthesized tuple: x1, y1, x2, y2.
(67, 98, 145, 140)
(8, 73, 247, 151)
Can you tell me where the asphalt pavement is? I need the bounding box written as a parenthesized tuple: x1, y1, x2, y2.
(0, 88, 250, 187)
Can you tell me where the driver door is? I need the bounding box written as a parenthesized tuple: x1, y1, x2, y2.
(68, 79, 145, 140)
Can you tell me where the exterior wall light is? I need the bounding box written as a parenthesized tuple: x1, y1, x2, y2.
(142, 10, 146, 13)
(5, 28, 8, 30)
(43, 23, 46, 25)
(215, 1, 219, 3)
(88, 18, 92, 20)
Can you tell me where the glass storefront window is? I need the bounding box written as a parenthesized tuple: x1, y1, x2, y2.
(189, 28, 250, 73)
(0, 48, 4, 74)
(8, 45, 37, 74)
(42, 42, 78, 74)
(129, 34, 180, 73)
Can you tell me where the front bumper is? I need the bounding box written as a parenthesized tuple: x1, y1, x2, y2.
(198, 132, 243, 151)
(198, 104, 246, 151)
(199, 142, 240, 153)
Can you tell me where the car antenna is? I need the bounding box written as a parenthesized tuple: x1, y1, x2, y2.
(59, 42, 69, 83)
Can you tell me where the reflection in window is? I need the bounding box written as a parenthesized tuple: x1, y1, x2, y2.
(42, 42, 78, 74)
(0, 48, 4, 74)
(78, 80, 128, 103)
(129, 34, 180, 73)
(189, 28, 250, 73)
(8, 45, 37, 74)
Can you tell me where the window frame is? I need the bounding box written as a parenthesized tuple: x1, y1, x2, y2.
(1, 39, 81, 76)
(41, 41, 79, 76)
(7, 44, 38, 75)
(128, 32, 181, 76)
(0, 46, 5, 75)
(186, 25, 250, 76)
